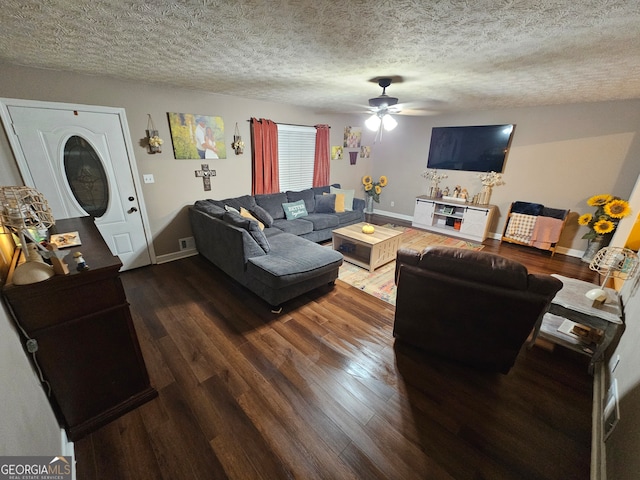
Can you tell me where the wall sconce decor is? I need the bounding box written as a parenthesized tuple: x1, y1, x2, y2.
(146, 114, 163, 154)
(231, 123, 244, 155)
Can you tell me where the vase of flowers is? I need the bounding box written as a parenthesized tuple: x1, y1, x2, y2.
(362, 175, 388, 213)
(477, 171, 505, 204)
(365, 195, 374, 214)
(578, 194, 632, 262)
(421, 169, 448, 197)
(582, 237, 608, 263)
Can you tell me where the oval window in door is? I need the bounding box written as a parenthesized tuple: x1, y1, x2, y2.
(63, 135, 109, 218)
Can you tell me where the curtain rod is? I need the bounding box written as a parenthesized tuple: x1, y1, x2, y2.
(247, 119, 330, 128)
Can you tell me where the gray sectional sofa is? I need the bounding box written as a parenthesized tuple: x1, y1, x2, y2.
(189, 184, 365, 309)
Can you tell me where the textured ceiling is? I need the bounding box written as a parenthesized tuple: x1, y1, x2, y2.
(1, 0, 640, 115)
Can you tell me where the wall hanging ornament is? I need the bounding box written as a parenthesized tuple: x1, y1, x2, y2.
(231, 123, 244, 155)
(146, 114, 163, 154)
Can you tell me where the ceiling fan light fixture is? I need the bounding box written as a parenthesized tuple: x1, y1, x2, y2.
(365, 114, 382, 131)
(382, 114, 397, 131)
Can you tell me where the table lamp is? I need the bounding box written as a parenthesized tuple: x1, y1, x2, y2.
(586, 247, 639, 306)
(0, 186, 56, 284)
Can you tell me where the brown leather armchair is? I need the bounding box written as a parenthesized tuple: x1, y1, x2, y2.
(393, 246, 563, 373)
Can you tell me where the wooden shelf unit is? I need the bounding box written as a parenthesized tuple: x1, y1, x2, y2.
(412, 196, 496, 243)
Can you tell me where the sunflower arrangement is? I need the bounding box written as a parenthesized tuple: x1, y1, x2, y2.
(578, 194, 632, 240)
(362, 175, 388, 203)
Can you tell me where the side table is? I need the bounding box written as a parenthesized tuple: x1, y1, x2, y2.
(532, 274, 623, 373)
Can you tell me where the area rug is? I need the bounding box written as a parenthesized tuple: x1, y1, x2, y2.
(337, 226, 484, 305)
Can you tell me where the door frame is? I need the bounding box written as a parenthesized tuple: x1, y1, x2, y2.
(0, 98, 156, 264)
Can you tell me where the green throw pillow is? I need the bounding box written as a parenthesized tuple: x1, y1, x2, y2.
(282, 199, 308, 220)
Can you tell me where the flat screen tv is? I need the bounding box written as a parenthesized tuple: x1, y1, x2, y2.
(426, 124, 515, 173)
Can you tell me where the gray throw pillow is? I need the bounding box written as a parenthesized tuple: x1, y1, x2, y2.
(255, 192, 288, 220)
(194, 200, 226, 218)
(223, 212, 270, 253)
(248, 222, 270, 253)
(286, 188, 316, 213)
(250, 205, 274, 227)
(315, 194, 336, 213)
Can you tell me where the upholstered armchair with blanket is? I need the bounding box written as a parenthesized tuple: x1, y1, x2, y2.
(393, 246, 563, 373)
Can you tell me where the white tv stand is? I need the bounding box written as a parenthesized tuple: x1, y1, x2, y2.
(412, 196, 496, 242)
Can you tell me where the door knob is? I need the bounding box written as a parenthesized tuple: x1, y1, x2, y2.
(128, 196, 135, 201)
(127, 207, 138, 214)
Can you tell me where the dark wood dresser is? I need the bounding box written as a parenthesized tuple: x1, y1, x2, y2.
(2, 217, 157, 441)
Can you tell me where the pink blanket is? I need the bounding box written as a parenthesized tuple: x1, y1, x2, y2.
(531, 216, 564, 249)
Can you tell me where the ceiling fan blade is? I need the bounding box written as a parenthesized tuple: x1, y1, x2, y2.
(392, 100, 446, 116)
(395, 108, 441, 116)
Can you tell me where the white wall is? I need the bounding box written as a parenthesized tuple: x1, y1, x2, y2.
(0, 302, 63, 455)
(605, 272, 640, 479)
(0, 228, 62, 455)
(601, 173, 640, 479)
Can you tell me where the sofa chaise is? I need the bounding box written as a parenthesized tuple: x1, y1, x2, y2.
(189, 185, 365, 309)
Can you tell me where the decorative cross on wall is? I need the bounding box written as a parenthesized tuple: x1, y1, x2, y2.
(194, 164, 216, 191)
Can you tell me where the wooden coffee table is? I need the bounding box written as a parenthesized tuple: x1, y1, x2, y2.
(332, 222, 403, 272)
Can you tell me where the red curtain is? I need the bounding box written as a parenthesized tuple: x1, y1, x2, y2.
(251, 118, 279, 195)
(313, 124, 331, 187)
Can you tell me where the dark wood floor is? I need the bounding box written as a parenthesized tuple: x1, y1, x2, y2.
(75, 228, 596, 480)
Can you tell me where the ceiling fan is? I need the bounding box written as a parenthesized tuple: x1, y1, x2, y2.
(365, 77, 400, 136)
(365, 75, 442, 113)
(362, 76, 444, 141)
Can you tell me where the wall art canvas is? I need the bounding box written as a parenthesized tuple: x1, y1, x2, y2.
(360, 146, 371, 158)
(331, 145, 343, 160)
(343, 126, 362, 148)
(168, 112, 226, 159)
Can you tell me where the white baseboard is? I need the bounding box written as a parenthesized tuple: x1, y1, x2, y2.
(592, 361, 606, 480)
(557, 246, 585, 258)
(155, 248, 198, 264)
(372, 208, 414, 222)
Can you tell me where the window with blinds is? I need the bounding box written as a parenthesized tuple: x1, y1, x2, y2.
(277, 124, 315, 191)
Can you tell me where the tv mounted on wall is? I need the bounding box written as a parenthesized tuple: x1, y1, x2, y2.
(426, 124, 515, 173)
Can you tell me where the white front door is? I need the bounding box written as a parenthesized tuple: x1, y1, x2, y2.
(0, 99, 152, 270)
